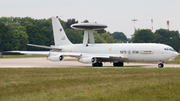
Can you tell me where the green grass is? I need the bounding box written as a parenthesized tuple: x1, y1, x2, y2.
(0, 68, 180, 101)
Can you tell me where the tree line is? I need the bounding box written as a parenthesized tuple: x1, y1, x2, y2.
(131, 29, 180, 52)
(0, 17, 180, 52)
(0, 17, 127, 51)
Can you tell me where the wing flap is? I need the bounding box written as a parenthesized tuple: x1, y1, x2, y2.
(109, 55, 128, 59)
(79, 53, 129, 62)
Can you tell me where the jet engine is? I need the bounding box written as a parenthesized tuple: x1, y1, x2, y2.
(79, 57, 96, 64)
(47, 55, 64, 61)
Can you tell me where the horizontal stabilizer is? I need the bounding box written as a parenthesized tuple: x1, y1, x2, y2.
(27, 44, 62, 51)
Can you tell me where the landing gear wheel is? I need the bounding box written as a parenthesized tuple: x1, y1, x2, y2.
(113, 62, 124, 67)
(92, 63, 96, 67)
(92, 62, 103, 67)
(158, 63, 164, 68)
(119, 62, 124, 66)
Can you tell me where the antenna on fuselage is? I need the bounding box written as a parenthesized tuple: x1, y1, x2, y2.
(55, 16, 63, 18)
(71, 23, 107, 46)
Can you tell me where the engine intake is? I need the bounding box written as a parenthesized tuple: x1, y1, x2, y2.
(79, 57, 96, 64)
(47, 55, 64, 61)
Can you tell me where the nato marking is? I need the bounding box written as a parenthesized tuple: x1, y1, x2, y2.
(108, 47, 112, 53)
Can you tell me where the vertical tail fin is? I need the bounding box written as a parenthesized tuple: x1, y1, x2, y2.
(52, 16, 72, 46)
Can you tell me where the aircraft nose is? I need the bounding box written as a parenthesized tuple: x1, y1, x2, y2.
(172, 52, 178, 57)
(171, 52, 179, 58)
(168, 52, 178, 61)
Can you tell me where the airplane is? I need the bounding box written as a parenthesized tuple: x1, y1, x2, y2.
(8, 16, 178, 68)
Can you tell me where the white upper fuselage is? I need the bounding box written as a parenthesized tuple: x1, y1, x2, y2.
(58, 43, 178, 62)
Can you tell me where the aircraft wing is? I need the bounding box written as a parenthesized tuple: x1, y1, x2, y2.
(5, 51, 82, 57)
(67, 52, 129, 62)
(5, 51, 128, 62)
(75, 53, 129, 63)
(5, 51, 51, 56)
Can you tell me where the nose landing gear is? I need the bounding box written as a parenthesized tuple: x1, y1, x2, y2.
(158, 63, 164, 68)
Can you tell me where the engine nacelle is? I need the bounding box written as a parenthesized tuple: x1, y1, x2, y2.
(79, 57, 96, 64)
(47, 55, 64, 61)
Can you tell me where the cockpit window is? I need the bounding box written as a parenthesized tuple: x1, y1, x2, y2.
(164, 48, 176, 52)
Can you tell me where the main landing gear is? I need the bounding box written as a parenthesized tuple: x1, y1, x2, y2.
(92, 62, 124, 67)
(113, 62, 124, 67)
(158, 63, 164, 68)
(92, 62, 103, 67)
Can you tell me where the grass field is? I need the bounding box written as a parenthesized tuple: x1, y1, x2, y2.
(0, 68, 180, 101)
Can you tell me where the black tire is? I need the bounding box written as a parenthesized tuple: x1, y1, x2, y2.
(113, 62, 124, 67)
(119, 62, 124, 66)
(92, 63, 96, 67)
(158, 63, 164, 68)
(98, 62, 103, 67)
(161, 64, 164, 68)
(113, 63, 117, 67)
(92, 62, 103, 67)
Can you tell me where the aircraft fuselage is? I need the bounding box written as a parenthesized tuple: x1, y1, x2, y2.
(58, 43, 178, 62)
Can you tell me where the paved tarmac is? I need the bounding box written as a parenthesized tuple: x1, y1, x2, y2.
(0, 57, 180, 68)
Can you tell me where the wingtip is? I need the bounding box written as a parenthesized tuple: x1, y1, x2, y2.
(3, 51, 21, 53)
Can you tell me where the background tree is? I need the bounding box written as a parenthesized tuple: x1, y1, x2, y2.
(83, 20, 89, 23)
(0, 22, 13, 51)
(65, 29, 83, 44)
(0, 16, 131, 51)
(65, 19, 78, 28)
(20, 17, 34, 27)
(101, 33, 114, 43)
(26, 25, 48, 50)
(97, 29, 106, 35)
(93, 31, 106, 43)
(7, 23, 29, 50)
(131, 29, 155, 43)
(41, 26, 53, 45)
(2, 16, 180, 52)
(0, 17, 14, 24)
(112, 32, 127, 43)
(155, 29, 180, 51)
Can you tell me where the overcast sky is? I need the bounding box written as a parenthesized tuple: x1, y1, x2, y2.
(1, 0, 180, 38)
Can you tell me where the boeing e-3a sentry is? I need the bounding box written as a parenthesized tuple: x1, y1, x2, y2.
(9, 16, 178, 68)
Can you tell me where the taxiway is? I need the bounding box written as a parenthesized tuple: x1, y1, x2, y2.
(0, 57, 180, 68)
